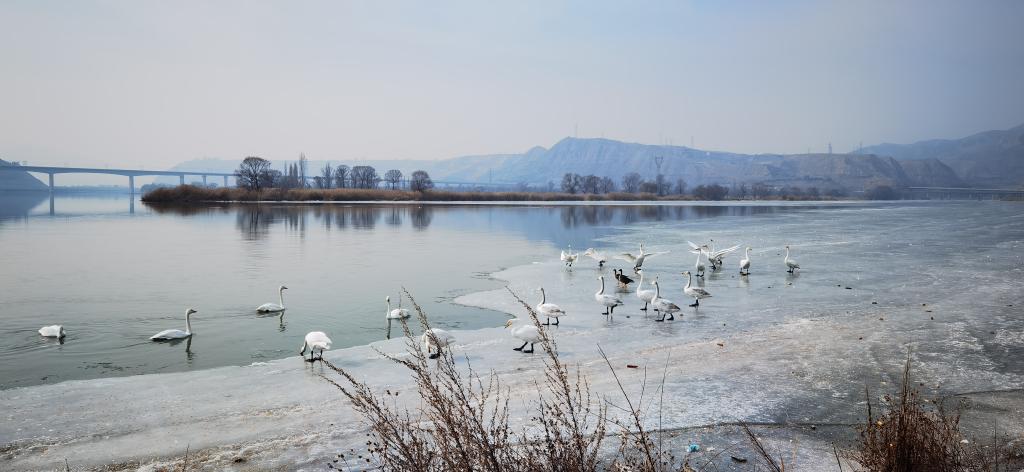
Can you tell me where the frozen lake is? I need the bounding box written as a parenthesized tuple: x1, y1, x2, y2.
(1, 196, 1022, 470)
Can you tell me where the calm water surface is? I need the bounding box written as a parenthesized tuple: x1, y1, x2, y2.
(0, 193, 847, 389)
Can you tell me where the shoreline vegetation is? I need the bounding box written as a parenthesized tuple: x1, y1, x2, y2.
(320, 289, 1021, 471)
(140, 184, 844, 204)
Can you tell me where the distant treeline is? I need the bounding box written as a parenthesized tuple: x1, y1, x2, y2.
(140, 185, 700, 203)
(143, 156, 900, 202)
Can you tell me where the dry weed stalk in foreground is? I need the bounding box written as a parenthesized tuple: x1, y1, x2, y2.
(320, 288, 607, 471)
(850, 355, 1017, 472)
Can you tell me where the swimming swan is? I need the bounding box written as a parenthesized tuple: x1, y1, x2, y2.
(257, 285, 288, 313)
(151, 308, 196, 340)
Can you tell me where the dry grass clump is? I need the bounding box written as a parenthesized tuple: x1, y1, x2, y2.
(850, 356, 1018, 472)
(141, 184, 688, 203)
(320, 288, 606, 471)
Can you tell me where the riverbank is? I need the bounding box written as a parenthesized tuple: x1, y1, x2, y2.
(139, 184, 842, 204)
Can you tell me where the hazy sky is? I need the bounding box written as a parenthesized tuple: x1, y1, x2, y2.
(2, 0, 1023, 170)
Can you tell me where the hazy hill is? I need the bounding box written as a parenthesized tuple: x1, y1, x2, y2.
(0, 159, 49, 191)
(166, 125, 1024, 192)
(862, 124, 1024, 188)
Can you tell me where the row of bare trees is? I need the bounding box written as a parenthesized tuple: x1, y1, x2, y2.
(236, 156, 433, 192)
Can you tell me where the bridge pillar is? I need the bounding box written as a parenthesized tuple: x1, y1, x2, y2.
(179, 174, 185, 186)
(128, 175, 135, 195)
(48, 173, 54, 193)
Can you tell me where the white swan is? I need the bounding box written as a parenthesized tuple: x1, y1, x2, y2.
(422, 328, 455, 359)
(739, 247, 752, 275)
(536, 287, 566, 326)
(693, 249, 707, 277)
(651, 280, 681, 322)
(38, 325, 65, 339)
(560, 245, 578, 268)
(386, 296, 410, 320)
(785, 245, 800, 273)
(707, 241, 740, 270)
(635, 270, 657, 311)
(616, 242, 669, 271)
(257, 285, 288, 313)
(682, 271, 712, 307)
(595, 275, 624, 315)
(505, 318, 542, 353)
(151, 308, 196, 340)
(582, 248, 608, 268)
(299, 331, 332, 362)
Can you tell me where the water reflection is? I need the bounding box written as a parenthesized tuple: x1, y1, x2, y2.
(144, 202, 827, 244)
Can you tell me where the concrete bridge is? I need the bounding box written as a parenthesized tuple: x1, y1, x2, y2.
(0, 164, 235, 193)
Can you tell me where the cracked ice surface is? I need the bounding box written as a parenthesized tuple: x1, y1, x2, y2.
(2, 202, 1023, 470)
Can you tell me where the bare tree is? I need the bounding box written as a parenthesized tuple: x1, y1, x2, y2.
(597, 177, 616, 194)
(581, 175, 601, 194)
(674, 178, 687, 195)
(236, 156, 272, 191)
(334, 164, 350, 188)
(298, 153, 309, 188)
(384, 169, 403, 190)
(561, 173, 582, 194)
(320, 163, 334, 189)
(621, 172, 643, 193)
(410, 170, 433, 192)
(350, 165, 379, 189)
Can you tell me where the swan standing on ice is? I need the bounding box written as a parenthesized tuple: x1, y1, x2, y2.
(613, 268, 634, 288)
(651, 280, 681, 322)
(422, 328, 455, 359)
(595, 276, 624, 315)
(299, 331, 332, 362)
(257, 285, 288, 313)
(682, 271, 712, 308)
(536, 287, 566, 326)
(635, 270, 657, 311)
(505, 318, 542, 353)
(583, 248, 608, 268)
(784, 245, 800, 273)
(616, 242, 669, 272)
(739, 247, 752, 275)
(151, 308, 197, 340)
(38, 325, 65, 339)
(692, 249, 707, 277)
(560, 245, 578, 269)
(708, 242, 741, 270)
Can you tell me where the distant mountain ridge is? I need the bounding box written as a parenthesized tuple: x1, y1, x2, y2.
(158, 124, 1022, 191)
(861, 123, 1024, 188)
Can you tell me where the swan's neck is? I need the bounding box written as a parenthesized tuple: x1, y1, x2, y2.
(784, 248, 790, 262)
(597, 278, 605, 295)
(654, 282, 661, 298)
(279, 289, 285, 308)
(685, 273, 692, 290)
(540, 288, 546, 304)
(387, 298, 392, 313)
(185, 311, 193, 333)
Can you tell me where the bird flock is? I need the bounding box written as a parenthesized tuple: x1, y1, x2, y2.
(33, 242, 802, 364)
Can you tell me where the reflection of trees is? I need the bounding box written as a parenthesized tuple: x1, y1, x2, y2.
(386, 207, 402, 226)
(410, 205, 433, 230)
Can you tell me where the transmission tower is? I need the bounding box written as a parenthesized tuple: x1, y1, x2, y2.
(654, 155, 665, 196)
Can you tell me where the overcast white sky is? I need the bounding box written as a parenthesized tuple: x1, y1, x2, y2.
(1, 0, 1023, 170)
